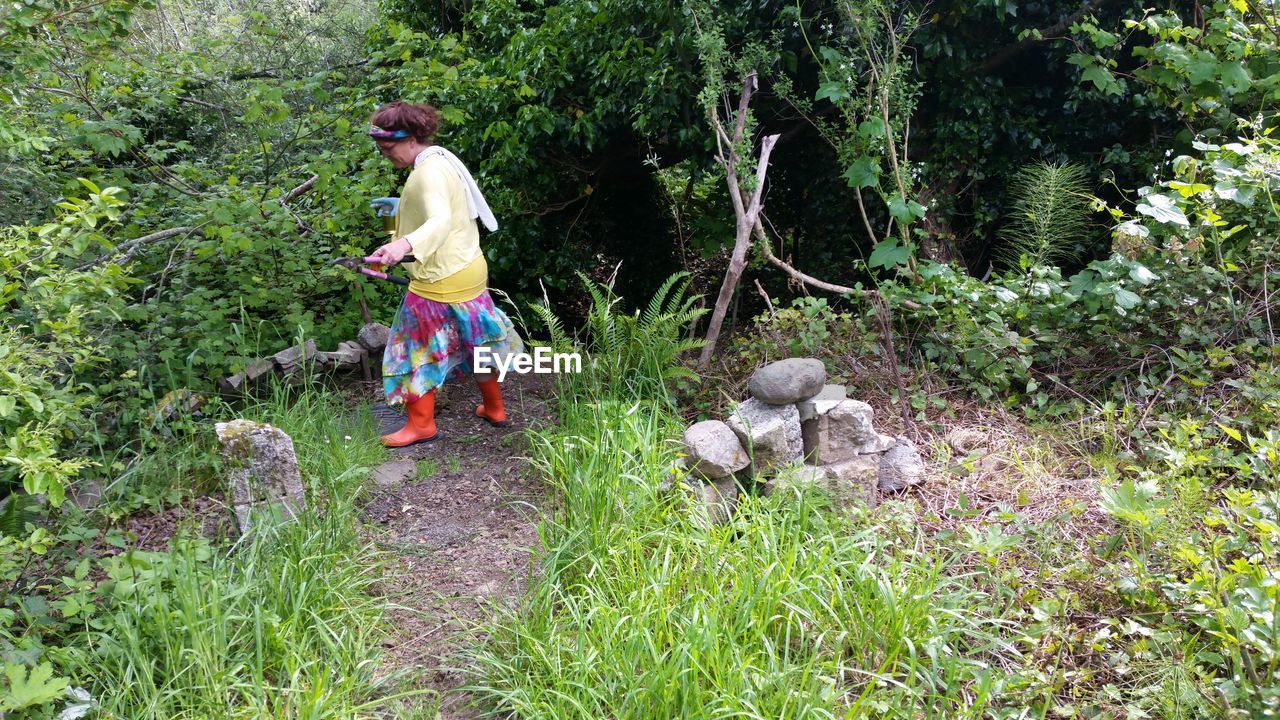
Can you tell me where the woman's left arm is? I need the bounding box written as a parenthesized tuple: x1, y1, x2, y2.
(369, 166, 452, 266)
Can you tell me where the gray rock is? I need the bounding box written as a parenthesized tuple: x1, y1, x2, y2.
(726, 398, 803, 473)
(821, 456, 879, 508)
(316, 341, 367, 370)
(690, 476, 738, 528)
(216, 420, 306, 533)
(770, 457, 877, 508)
(796, 384, 847, 422)
(67, 479, 102, 511)
(272, 339, 317, 376)
(768, 465, 826, 496)
(682, 420, 750, 479)
(878, 436, 927, 493)
(748, 358, 827, 405)
(357, 323, 392, 352)
(216, 358, 276, 396)
(855, 433, 897, 455)
(801, 399, 882, 464)
(370, 460, 416, 488)
(153, 388, 208, 421)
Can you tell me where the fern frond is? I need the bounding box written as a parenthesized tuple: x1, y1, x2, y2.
(642, 271, 691, 327)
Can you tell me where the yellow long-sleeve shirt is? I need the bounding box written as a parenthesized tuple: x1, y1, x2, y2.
(395, 153, 487, 303)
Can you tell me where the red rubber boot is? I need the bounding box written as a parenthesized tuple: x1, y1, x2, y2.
(475, 375, 510, 427)
(381, 390, 439, 447)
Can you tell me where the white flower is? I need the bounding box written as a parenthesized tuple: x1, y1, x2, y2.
(344, 435, 353, 441)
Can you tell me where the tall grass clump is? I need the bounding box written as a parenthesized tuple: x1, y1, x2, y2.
(468, 275, 1023, 718)
(75, 380, 394, 719)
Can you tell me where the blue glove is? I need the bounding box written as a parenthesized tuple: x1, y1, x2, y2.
(370, 197, 399, 217)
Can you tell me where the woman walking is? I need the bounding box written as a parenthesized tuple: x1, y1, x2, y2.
(366, 100, 522, 447)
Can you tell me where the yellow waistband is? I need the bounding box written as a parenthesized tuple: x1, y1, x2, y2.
(408, 254, 487, 303)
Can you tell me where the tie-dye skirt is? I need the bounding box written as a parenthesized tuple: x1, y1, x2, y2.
(382, 290, 524, 406)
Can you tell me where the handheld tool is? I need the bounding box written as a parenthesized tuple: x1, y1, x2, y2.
(330, 255, 417, 286)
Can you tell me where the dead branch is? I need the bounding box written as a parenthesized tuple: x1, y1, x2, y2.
(697, 124, 778, 369)
(280, 174, 318, 205)
(76, 225, 200, 269)
(754, 278, 775, 317)
(697, 69, 780, 370)
(752, 217, 922, 311)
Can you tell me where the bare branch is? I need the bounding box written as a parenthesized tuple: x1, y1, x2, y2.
(731, 71, 758, 145)
(280, 174, 318, 205)
(752, 217, 922, 310)
(76, 225, 200, 269)
(745, 134, 781, 221)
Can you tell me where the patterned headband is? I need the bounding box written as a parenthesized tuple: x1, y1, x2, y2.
(368, 125, 411, 140)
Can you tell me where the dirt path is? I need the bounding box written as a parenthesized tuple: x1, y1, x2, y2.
(361, 372, 552, 719)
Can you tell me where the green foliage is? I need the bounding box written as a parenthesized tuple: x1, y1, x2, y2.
(996, 162, 1093, 270)
(1100, 417, 1280, 715)
(735, 296, 878, 362)
(791, 0, 926, 267)
(1118, 2, 1279, 134)
(0, 380, 394, 718)
(1, 187, 134, 505)
(531, 272, 707, 402)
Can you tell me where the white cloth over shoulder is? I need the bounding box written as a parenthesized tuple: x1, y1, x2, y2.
(414, 146, 498, 232)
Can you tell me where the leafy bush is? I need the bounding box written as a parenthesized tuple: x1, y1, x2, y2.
(1, 183, 133, 506)
(1101, 418, 1280, 714)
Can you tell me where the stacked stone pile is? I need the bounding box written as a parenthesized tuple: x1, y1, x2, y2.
(678, 358, 926, 525)
(215, 322, 391, 395)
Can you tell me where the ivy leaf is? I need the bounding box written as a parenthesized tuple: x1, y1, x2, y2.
(1168, 181, 1210, 198)
(1135, 193, 1189, 227)
(1069, 53, 1122, 95)
(815, 81, 849, 103)
(1128, 264, 1157, 285)
(1081, 65, 1122, 94)
(1218, 62, 1251, 93)
(842, 157, 880, 188)
(1, 662, 70, 711)
(1186, 60, 1217, 85)
(867, 238, 911, 269)
(887, 195, 927, 224)
(1112, 287, 1141, 310)
(1214, 181, 1255, 206)
(857, 118, 885, 141)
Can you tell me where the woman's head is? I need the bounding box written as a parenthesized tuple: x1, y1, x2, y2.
(369, 101, 440, 168)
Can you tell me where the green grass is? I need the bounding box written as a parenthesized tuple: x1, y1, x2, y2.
(73, 381, 405, 719)
(467, 384, 1017, 718)
(417, 458, 440, 479)
(464, 277, 1023, 718)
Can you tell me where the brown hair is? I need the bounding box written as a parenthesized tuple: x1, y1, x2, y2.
(370, 101, 441, 143)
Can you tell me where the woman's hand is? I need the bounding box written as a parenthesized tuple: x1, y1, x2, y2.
(369, 197, 400, 217)
(368, 237, 413, 267)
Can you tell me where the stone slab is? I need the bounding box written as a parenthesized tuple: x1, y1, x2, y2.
(683, 420, 750, 479)
(726, 398, 803, 473)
